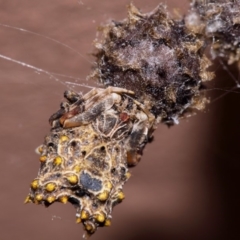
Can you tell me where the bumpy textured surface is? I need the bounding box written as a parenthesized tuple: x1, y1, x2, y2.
(25, 87, 156, 237)
(189, 0, 240, 64)
(92, 3, 213, 126)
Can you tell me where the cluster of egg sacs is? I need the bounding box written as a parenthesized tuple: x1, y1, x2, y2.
(26, 120, 130, 235)
(189, 0, 240, 65)
(93, 3, 214, 126)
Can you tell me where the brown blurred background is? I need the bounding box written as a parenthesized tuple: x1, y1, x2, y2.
(0, 0, 240, 239)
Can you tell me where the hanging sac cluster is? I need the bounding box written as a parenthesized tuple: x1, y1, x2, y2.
(188, 0, 240, 65)
(92, 3, 214, 126)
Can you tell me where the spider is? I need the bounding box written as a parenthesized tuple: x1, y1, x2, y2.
(27, 86, 157, 236)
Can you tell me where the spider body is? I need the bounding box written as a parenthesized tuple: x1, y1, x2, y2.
(27, 86, 157, 236)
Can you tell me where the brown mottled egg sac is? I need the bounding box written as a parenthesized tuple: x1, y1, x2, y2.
(25, 86, 157, 237)
(189, 0, 240, 65)
(92, 3, 214, 126)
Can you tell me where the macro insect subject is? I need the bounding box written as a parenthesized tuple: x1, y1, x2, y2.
(25, 0, 240, 237)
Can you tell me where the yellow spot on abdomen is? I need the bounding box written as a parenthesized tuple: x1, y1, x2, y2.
(45, 183, 56, 192)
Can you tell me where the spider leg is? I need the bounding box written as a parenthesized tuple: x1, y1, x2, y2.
(132, 99, 155, 124)
(59, 106, 83, 126)
(61, 87, 134, 128)
(126, 110, 154, 167)
(83, 86, 134, 110)
(62, 93, 119, 128)
(64, 90, 81, 104)
(49, 102, 70, 127)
